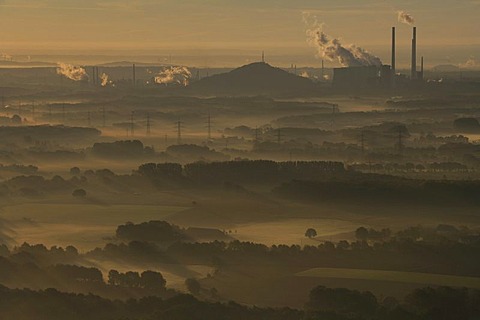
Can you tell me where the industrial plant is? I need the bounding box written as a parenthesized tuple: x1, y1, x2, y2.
(333, 26, 424, 90)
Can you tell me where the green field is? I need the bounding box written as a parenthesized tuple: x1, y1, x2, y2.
(296, 268, 480, 289)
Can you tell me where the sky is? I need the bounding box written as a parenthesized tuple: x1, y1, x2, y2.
(0, 0, 479, 67)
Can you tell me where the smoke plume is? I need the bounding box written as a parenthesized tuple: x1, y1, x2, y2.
(1, 53, 12, 61)
(306, 21, 382, 67)
(100, 73, 112, 86)
(56, 63, 88, 81)
(461, 57, 479, 69)
(300, 71, 310, 78)
(154, 66, 191, 86)
(398, 11, 415, 26)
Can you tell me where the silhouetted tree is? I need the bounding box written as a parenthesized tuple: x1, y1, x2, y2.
(185, 278, 201, 295)
(70, 167, 81, 176)
(305, 228, 317, 239)
(72, 189, 86, 198)
(355, 227, 369, 241)
(140, 270, 166, 290)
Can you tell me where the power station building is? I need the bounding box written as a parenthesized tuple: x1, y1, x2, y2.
(333, 26, 423, 90)
(333, 65, 392, 89)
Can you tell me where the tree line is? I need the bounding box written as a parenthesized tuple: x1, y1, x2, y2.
(0, 283, 476, 320)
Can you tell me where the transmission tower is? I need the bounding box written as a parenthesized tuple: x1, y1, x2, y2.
(32, 100, 35, 124)
(102, 107, 106, 127)
(130, 111, 135, 137)
(360, 131, 365, 156)
(276, 128, 284, 144)
(146, 114, 151, 136)
(206, 112, 212, 140)
(331, 104, 338, 127)
(176, 121, 183, 145)
(396, 127, 405, 155)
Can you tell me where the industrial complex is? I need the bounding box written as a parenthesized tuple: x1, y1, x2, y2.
(333, 27, 424, 90)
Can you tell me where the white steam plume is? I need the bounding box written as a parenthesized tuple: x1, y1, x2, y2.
(154, 66, 191, 86)
(1, 53, 12, 61)
(300, 71, 310, 78)
(305, 17, 382, 67)
(304, 13, 382, 67)
(100, 73, 112, 86)
(461, 57, 479, 69)
(56, 63, 88, 81)
(398, 11, 415, 26)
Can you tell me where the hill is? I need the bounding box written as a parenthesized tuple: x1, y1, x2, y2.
(189, 62, 318, 96)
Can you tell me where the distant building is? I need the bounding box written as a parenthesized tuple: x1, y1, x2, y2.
(333, 65, 392, 90)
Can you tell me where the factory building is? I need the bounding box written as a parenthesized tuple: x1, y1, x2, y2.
(333, 26, 423, 90)
(333, 65, 392, 89)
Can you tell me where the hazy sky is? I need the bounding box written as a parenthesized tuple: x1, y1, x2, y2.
(0, 0, 478, 66)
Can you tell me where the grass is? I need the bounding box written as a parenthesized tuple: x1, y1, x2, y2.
(296, 267, 480, 289)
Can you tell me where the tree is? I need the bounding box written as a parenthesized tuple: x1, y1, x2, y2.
(11, 114, 21, 124)
(70, 167, 81, 176)
(108, 270, 120, 286)
(306, 286, 378, 317)
(305, 228, 317, 239)
(355, 227, 369, 241)
(140, 270, 166, 290)
(72, 189, 87, 198)
(185, 278, 201, 295)
(210, 287, 219, 298)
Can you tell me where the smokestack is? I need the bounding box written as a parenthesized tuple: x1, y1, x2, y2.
(391, 27, 396, 88)
(411, 27, 417, 80)
(420, 56, 424, 80)
(391, 27, 396, 75)
(133, 64, 136, 88)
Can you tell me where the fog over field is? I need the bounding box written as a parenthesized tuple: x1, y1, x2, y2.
(0, 1, 479, 319)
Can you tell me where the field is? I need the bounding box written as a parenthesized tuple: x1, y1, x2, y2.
(234, 218, 361, 246)
(296, 267, 480, 289)
(0, 203, 187, 250)
(88, 258, 215, 290)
